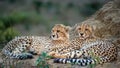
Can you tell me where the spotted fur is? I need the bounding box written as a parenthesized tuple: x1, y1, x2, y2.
(54, 24, 117, 66)
(46, 24, 94, 58)
(48, 23, 97, 58)
(2, 24, 72, 59)
(2, 36, 50, 59)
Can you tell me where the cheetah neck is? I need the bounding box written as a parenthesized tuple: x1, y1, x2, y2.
(51, 40, 70, 45)
(79, 35, 96, 41)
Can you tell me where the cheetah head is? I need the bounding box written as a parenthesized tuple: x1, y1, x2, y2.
(51, 24, 71, 41)
(75, 23, 94, 39)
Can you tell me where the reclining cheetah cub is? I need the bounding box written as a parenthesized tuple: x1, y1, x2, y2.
(46, 24, 72, 58)
(30, 24, 71, 58)
(2, 24, 70, 60)
(68, 23, 97, 50)
(2, 36, 52, 59)
(54, 23, 117, 66)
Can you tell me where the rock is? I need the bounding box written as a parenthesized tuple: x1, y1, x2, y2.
(81, 1, 120, 39)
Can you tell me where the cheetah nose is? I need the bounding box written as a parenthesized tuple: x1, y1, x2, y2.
(80, 33, 84, 36)
(52, 35, 55, 37)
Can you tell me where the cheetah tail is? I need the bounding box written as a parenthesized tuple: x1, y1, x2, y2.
(53, 58, 103, 66)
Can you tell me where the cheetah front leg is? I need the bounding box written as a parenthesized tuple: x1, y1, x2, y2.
(48, 50, 83, 59)
(48, 51, 67, 58)
(57, 50, 84, 58)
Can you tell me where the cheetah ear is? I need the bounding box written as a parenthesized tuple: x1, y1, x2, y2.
(85, 24, 94, 32)
(74, 24, 78, 31)
(74, 23, 82, 31)
(55, 24, 64, 27)
(65, 26, 71, 32)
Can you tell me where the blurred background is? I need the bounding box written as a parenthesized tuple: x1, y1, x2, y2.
(0, 0, 111, 48)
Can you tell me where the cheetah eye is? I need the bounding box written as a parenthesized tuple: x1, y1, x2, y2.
(57, 30, 60, 32)
(85, 28, 88, 31)
(78, 28, 81, 30)
(52, 30, 54, 32)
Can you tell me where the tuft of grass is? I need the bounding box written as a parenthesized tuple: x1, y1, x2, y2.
(36, 52, 52, 68)
(88, 50, 101, 68)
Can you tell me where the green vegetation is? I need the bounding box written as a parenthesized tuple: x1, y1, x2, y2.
(0, 12, 29, 44)
(0, 12, 27, 43)
(88, 50, 101, 68)
(0, 11, 50, 44)
(36, 52, 52, 68)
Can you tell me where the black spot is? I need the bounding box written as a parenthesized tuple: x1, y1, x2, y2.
(77, 51, 80, 53)
(26, 42, 29, 44)
(53, 58, 61, 63)
(27, 55, 33, 59)
(28, 51, 38, 55)
(29, 42, 31, 44)
(65, 59, 69, 64)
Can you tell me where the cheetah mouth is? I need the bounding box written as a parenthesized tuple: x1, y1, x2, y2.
(79, 36, 86, 39)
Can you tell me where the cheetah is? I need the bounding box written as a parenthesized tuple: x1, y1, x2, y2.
(2, 36, 51, 60)
(46, 24, 71, 58)
(2, 24, 71, 59)
(48, 23, 98, 58)
(54, 23, 117, 66)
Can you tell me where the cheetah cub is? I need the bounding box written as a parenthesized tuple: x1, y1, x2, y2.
(69, 23, 97, 50)
(47, 24, 71, 58)
(54, 23, 117, 66)
(2, 37, 51, 60)
(1, 24, 71, 59)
